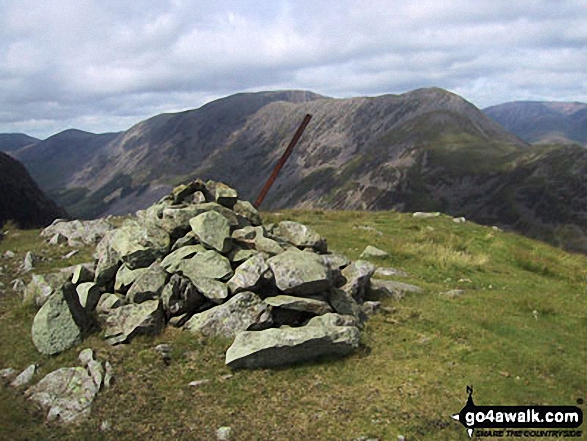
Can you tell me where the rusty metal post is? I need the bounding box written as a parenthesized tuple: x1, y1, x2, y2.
(253, 113, 312, 209)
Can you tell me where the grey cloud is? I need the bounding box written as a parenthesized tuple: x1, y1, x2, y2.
(1, 0, 586, 138)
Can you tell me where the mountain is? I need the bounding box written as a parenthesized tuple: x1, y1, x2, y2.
(0, 133, 39, 152)
(13, 129, 120, 192)
(0, 152, 68, 228)
(8, 87, 587, 252)
(483, 101, 587, 145)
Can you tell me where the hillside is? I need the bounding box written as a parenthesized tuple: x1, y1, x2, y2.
(13, 129, 120, 192)
(8, 88, 587, 253)
(0, 209, 585, 440)
(0, 133, 39, 152)
(483, 101, 587, 145)
(0, 152, 68, 228)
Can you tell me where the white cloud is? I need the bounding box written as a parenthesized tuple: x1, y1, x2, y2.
(1, 0, 586, 138)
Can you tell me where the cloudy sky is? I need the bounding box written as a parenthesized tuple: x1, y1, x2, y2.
(1, 0, 586, 139)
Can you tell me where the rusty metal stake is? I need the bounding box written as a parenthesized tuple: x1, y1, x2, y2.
(253, 113, 312, 209)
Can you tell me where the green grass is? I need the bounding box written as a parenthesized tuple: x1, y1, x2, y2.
(0, 212, 586, 440)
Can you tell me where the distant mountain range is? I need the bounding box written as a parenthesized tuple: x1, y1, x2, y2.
(483, 101, 587, 146)
(0, 152, 67, 228)
(4, 89, 587, 252)
(0, 133, 39, 152)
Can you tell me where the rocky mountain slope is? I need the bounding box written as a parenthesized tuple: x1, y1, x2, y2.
(0, 133, 39, 152)
(483, 101, 587, 145)
(0, 152, 68, 228)
(7, 88, 587, 252)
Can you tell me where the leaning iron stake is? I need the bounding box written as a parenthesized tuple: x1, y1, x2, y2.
(253, 113, 313, 209)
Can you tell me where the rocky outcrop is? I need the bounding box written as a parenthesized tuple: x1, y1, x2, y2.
(26, 179, 418, 365)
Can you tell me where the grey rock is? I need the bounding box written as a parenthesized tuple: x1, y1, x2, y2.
(94, 234, 122, 287)
(412, 211, 440, 218)
(453, 216, 466, 223)
(272, 221, 327, 252)
(210, 181, 238, 208)
(78, 348, 95, 367)
(0, 367, 17, 380)
(170, 231, 199, 252)
(439, 289, 465, 298)
(183, 291, 271, 337)
(103, 361, 114, 388)
(374, 267, 409, 278)
(189, 378, 212, 387)
(22, 251, 37, 272)
(3, 250, 16, 259)
(361, 301, 382, 316)
(25, 366, 99, 424)
(216, 426, 233, 441)
(62, 250, 80, 260)
(161, 274, 206, 317)
(225, 313, 360, 369)
(359, 245, 389, 259)
(267, 250, 331, 296)
(367, 279, 422, 300)
(49, 233, 68, 245)
(114, 264, 149, 293)
(177, 250, 233, 282)
(11, 364, 37, 387)
(154, 343, 172, 362)
(71, 264, 96, 285)
(228, 248, 259, 264)
(192, 278, 228, 303)
(104, 300, 165, 345)
(11, 278, 26, 293)
(87, 360, 104, 388)
(23, 272, 69, 307)
(76, 282, 102, 312)
(41, 218, 115, 246)
(125, 262, 167, 304)
(96, 293, 124, 315)
(233, 200, 262, 226)
(110, 220, 170, 269)
(189, 211, 231, 253)
(265, 295, 333, 315)
(160, 245, 204, 273)
(227, 254, 269, 294)
(326, 288, 365, 323)
(341, 260, 376, 302)
(32, 283, 93, 355)
(254, 236, 285, 255)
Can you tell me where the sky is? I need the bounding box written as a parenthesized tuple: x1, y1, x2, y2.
(1, 0, 586, 139)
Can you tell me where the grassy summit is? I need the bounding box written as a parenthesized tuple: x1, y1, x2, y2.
(0, 211, 585, 440)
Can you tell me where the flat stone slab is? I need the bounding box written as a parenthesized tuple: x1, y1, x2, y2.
(367, 279, 422, 300)
(104, 300, 165, 345)
(225, 313, 360, 369)
(177, 250, 233, 282)
(267, 250, 331, 296)
(265, 295, 333, 315)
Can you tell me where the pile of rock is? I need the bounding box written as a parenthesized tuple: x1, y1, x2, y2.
(27, 179, 410, 368)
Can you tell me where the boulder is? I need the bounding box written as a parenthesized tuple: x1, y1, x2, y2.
(114, 264, 149, 293)
(225, 313, 360, 369)
(367, 279, 422, 301)
(189, 211, 231, 253)
(41, 218, 115, 246)
(31, 283, 93, 355)
(10, 364, 37, 388)
(209, 181, 238, 208)
(267, 250, 331, 296)
(23, 272, 69, 307)
(272, 221, 326, 252)
(76, 282, 101, 312)
(232, 200, 262, 226)
(102, 220, 170, 270)
(326, 288, 365, 323)
(192, 278, 229, 303)
(160, 245, 204, 273)
(227, 254, 269, 294)
(341, 260, 376, 302)
(161, 274, 206, 317)
(265, 295, 333, 316)
(183, 291, 271, 337)
(25, 366, 100, 424)
(359, 245, 389, 259)
(104, 300, 165, 345)
(125, 262, 168, 304)
(177, 250, 233, 282)
(96, 293, 124, 315)
(71, 264, 96, 285)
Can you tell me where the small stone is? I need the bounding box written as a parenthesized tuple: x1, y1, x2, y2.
(413, 212, 440, 218)
(216, 426, 232, 441)
(62, 250, 79, 259)
(0, 367, 17, 381)
(359, 245, 388, 259)
(453, 217, 466, 223)
(11, 364, 37, 387)
(104, 361, 114, 388)
(155, 344, 172, 363)
(22, 251, 37, 272)
(361, 301, 381, 316)
(100, 420, 111, 432)
(188, 379, 211, 387)
(3, 250, 16, 259)
(439, 289, 464, 298)
(374, 267, 409, 278)
(78, 348, 95, 367)
(49, 233, 68, 245)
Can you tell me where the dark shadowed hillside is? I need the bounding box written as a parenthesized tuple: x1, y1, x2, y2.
(484, 101, 587, 145)
(0, 133, 39, 152)
(0, 152, 68, 228)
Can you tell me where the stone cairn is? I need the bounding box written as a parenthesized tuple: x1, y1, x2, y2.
(25, 179, 405, 369)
